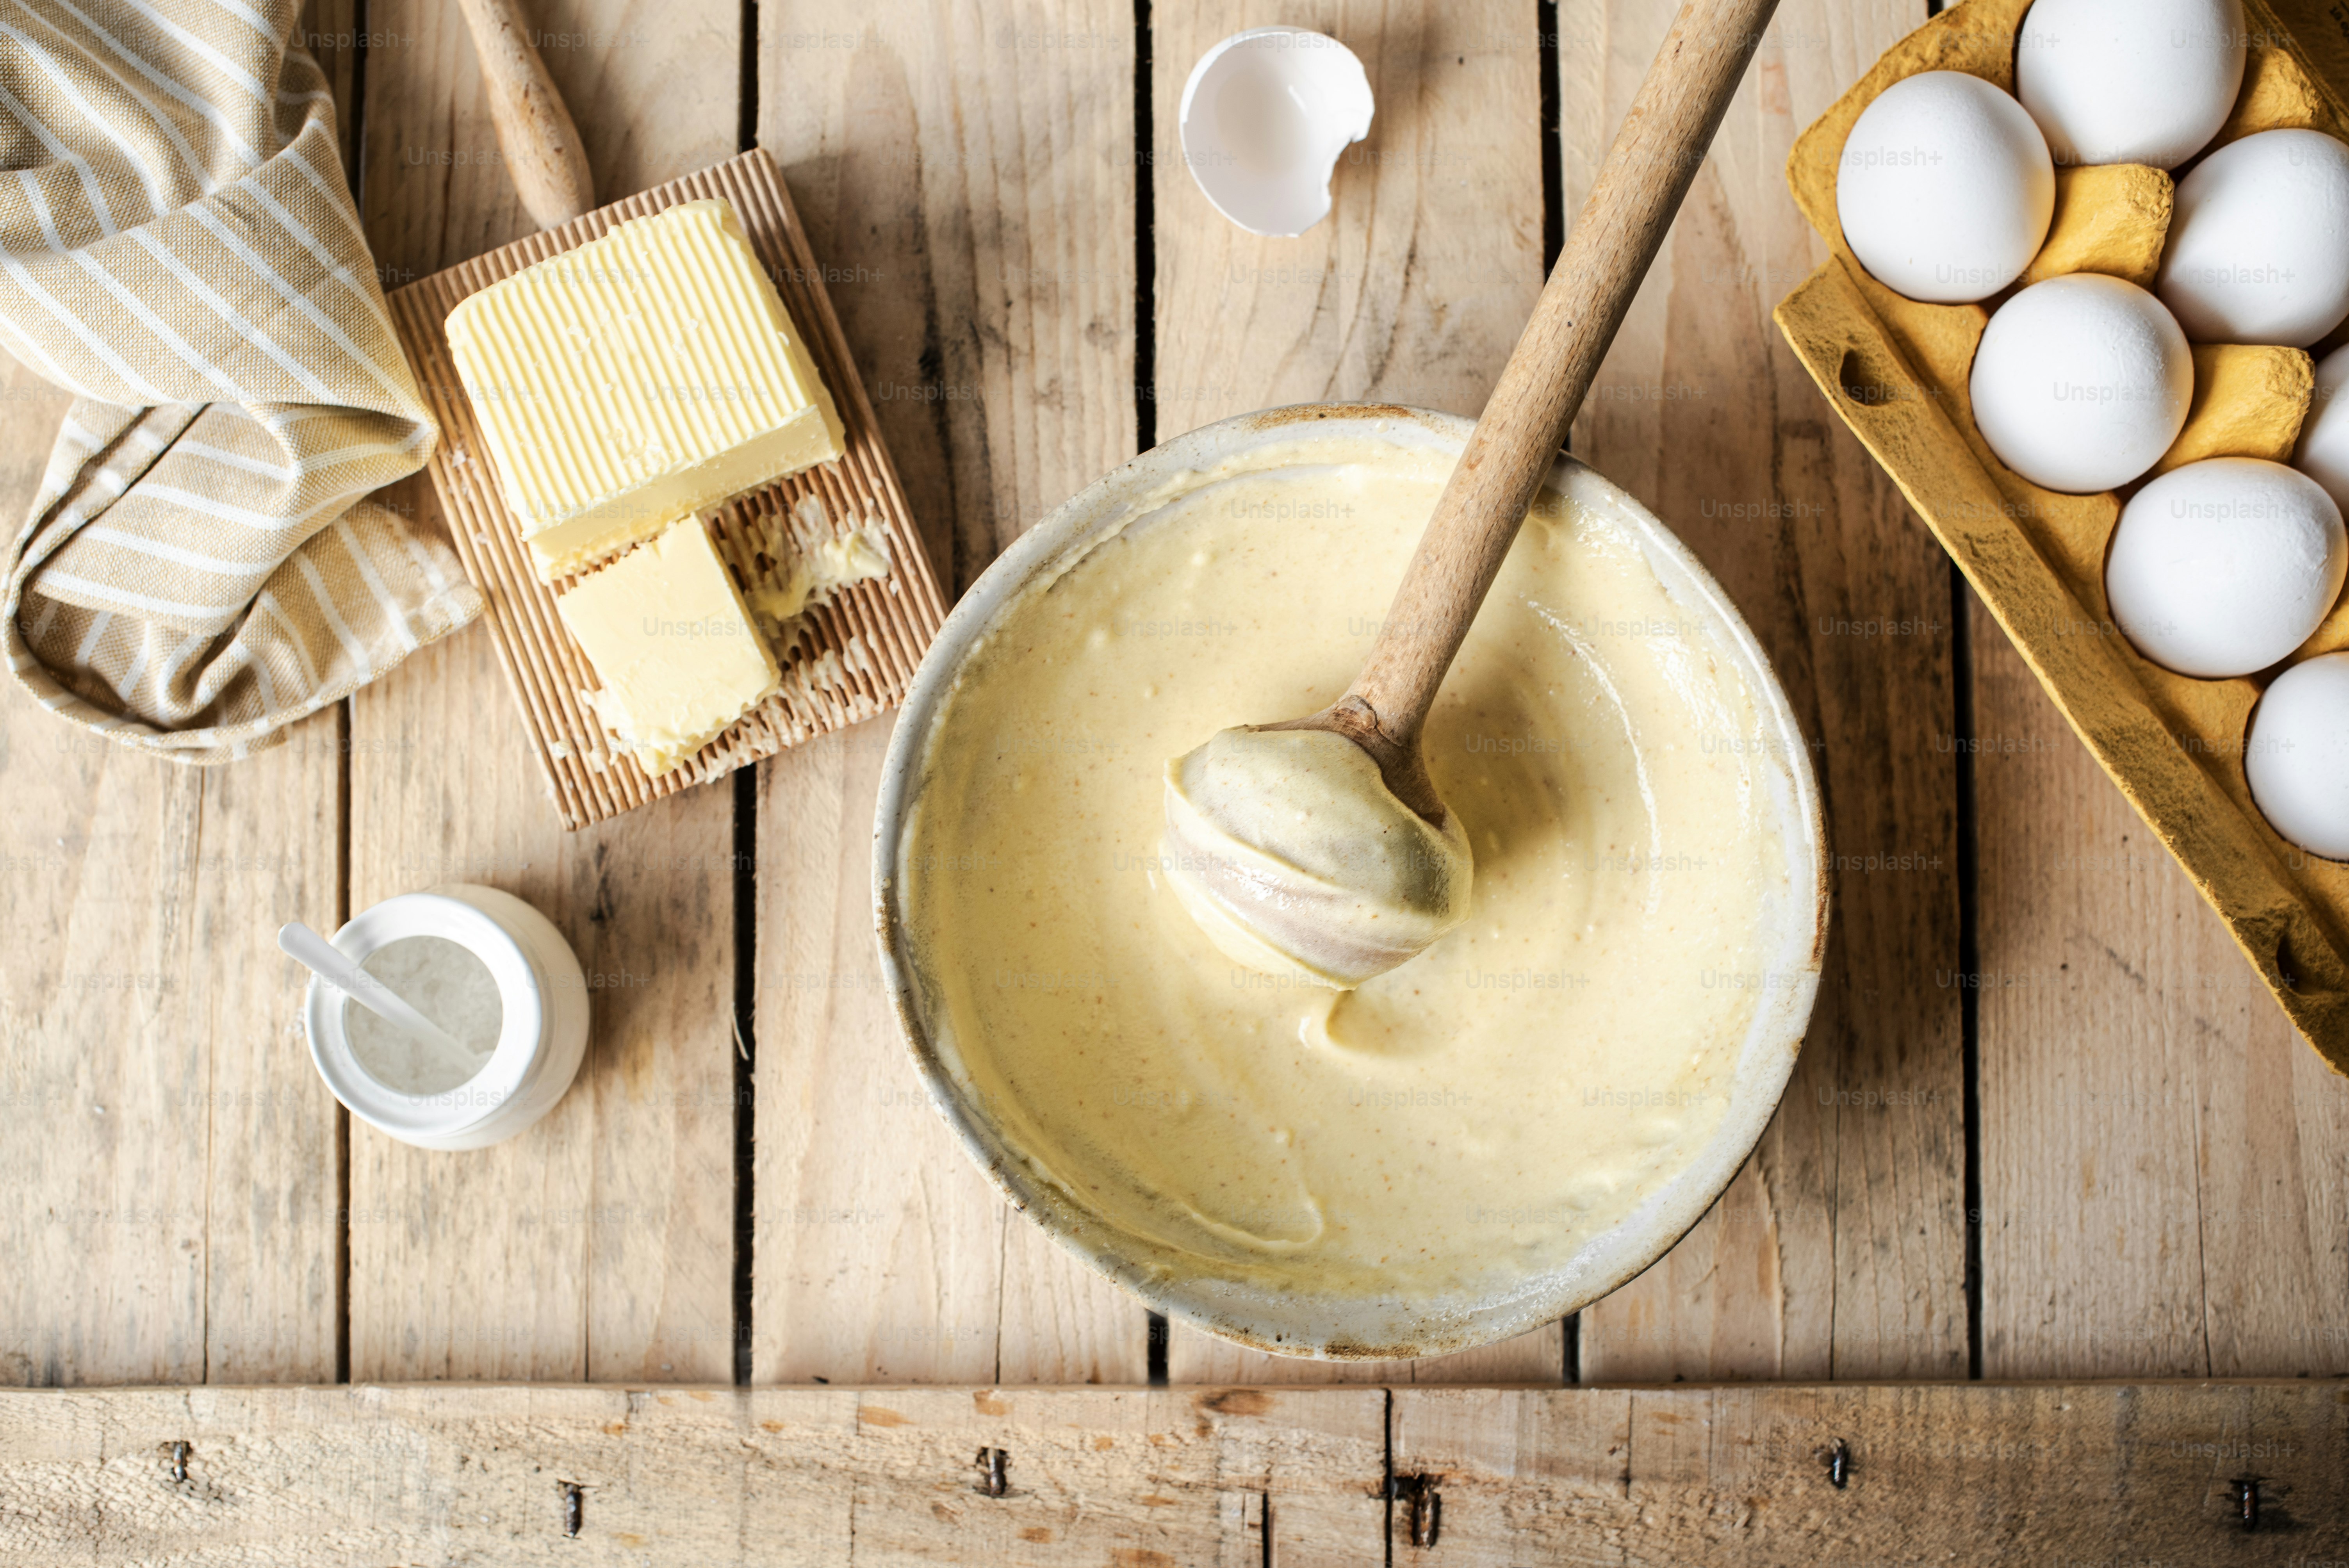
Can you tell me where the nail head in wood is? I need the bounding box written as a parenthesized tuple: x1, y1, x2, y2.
(1390, 1472, 1443, 1549)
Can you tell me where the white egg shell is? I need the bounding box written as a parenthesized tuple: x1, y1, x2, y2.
(2247, 652, 2349, 860)
(1970, 274, 2193, 493)
(2156, 129, 2349, 346)
(2015, 0, 2246, 169)
(2104, 457, 2347, 677)
(2291, 343, 2349, 514)
(1836, 71, 2053, 304)
(1179, 28, 1374, 239)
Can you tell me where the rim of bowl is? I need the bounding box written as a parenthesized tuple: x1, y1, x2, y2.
(871, 403, 1830, 1361)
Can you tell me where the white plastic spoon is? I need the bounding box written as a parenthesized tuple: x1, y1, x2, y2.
(278, 921, 485, 1087)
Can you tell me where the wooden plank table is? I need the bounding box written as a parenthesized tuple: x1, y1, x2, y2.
(4, 0, 2347, 1559)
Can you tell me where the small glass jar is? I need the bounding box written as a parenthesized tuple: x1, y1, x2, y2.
(304, 883, 590, 1150)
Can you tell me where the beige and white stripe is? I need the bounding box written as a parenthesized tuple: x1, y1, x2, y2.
(1, 0, 477, 761)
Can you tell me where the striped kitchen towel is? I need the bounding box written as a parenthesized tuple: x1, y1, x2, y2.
(0, 0, 478, 762)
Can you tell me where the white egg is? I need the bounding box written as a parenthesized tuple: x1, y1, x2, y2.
(2015, 0, 2246, 169)
(2247, 652, 2349, 859)
(1836, 71, 2054, 304)
(1970, 275, 2193, 493)
(2291, 344, 2349, 515)
(2156, 129, 2349, 346)
(2104, 458, 2347, 677)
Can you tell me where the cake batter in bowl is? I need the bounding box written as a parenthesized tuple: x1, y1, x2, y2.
(873, 405, 1826, 1359)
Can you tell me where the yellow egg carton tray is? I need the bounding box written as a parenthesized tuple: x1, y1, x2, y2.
(1774, 0, 2349, 1069)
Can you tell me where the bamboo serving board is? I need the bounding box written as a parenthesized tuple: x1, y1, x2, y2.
(385, 150, 948, 830)
(1773, 0, 2349, 1071)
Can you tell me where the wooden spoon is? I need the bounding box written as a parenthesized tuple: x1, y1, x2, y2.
(1262, 0, 1783, 823)
(1162, 0, 1784, 988)
(454, 0, 595, 230)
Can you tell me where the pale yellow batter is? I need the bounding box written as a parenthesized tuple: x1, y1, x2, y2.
(902, 439, 1789, 1303)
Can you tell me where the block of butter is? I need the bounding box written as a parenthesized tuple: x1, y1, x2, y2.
(446, 199, 845, 582)
(554, 516, 779, 776)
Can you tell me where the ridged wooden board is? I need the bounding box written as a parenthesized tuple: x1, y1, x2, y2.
(1774, 0, 2349, 1068)
(385, 149, 948, 830)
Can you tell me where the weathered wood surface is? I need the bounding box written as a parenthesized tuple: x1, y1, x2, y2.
(1561, 0, 1968, 1382)
(0, 0, 2345, 1458)
(2, 1382, 2342, 1564)
(1388, 1381, 2349, 1564)
(750, 0, 1148, 1385)
(0, 1383, 1387, 1566)
(345, 0, 744, 1382)
(1972, 601, 2349, 1380)
(0, 215, 344, 1390)
(1150, 0, 1563, 1390)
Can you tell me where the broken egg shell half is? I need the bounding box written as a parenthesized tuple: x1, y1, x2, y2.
(1179, 27, 1374, 238)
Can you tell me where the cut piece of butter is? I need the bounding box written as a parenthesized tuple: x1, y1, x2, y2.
(446, 198, 846, 583)
(554, 516, 780, 776)
(746, 524, 893, 624)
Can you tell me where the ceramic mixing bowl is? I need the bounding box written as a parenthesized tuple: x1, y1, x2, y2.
(872, 404, 1828, 1359)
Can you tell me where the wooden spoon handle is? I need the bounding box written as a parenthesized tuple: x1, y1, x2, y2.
(454, 0, 595, 231)
(1349, 0, 1782, 744)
